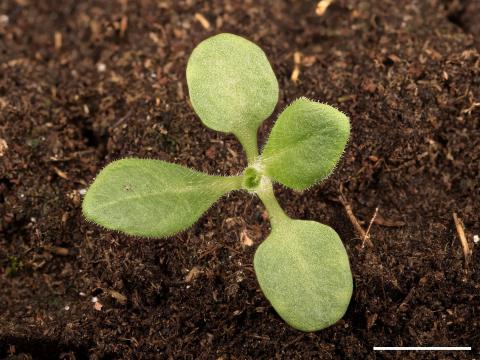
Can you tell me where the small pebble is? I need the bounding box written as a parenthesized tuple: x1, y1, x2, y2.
(64, 305, 70, 311)
(79, 188, 87, 195)
(474, 235, 479, 244)
(91, 296, 98, 303)
(0, 14, 8, 26)
(97, 63, 106, 72)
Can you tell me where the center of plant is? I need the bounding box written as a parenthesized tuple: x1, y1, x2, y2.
(242, 167, 262, 191)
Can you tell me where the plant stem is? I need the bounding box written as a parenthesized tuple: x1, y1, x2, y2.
(219, 175, 244, 192)
(256, 178, 288, 228)
(235, 128, 259, 164)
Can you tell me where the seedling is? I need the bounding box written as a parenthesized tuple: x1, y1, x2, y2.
(83, 33, 352, 332)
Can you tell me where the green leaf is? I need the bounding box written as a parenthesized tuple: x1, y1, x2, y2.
(82, 159, 242, 238)
(186, 33, 278, 158)
(261, 98, 350, 190)
(254, 219, 352, 332)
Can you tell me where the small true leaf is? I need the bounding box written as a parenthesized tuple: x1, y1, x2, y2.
(82, 159, 241, 237)
(186, 33, 278, 138)
(254, 219, 352, 332)
(261, 98, 350, 190)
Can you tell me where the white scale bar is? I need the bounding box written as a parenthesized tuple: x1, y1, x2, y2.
(374, 347, 471, 351)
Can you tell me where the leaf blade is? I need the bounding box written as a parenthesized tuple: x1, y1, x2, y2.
(186, 33, 278, 139)
(261, 98, 350, 190)
(254, 219, 352, 332)
(82, 159, 241, 238)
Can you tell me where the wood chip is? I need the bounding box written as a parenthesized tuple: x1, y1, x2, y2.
(54, 31, 62, 50)
(176, 82, 184, 100)
(51, 246, 69, 256)
(195, 13, 211, 30)
(0, 138, 8, 157)
(388, 54, 401, 63)
(67, 189, 81, 206)
(205, 145, 217, 159)
(42, 245, 69, 256)
(240, 229, 254, 247)
(337, 94, 356, 103)
(149, 32, 161, 45)
(109, 290, 127, 305)
(367, 313, 378, 330)
(362, 79, 377, 93)
(52, 166, 69, 179)
(90, 20, 101, 39)
(316, 0, 333, 16)
(453, 212, 471, 267)
(302, 55, 316, 67)
(185, 266, 202, 283)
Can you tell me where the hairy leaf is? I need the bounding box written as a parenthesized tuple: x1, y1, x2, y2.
(83, 159, 241, 237)
(261, 98, 350, 190)
(186, 33, 278, 141)
(254, 219, 352, 332)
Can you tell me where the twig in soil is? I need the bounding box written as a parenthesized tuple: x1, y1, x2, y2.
(198, 244, 221, 260)
(362, 207, 378, 248)
(43, 245, 69, 256)
(111, 109, 133, 128)
(373, 213, 405, 227)
(452, 212, 471, 267)
(194, 13, 211, 30)
(52, 165, 69, 180)
(48, 148, 96, 162)
(461, 101, 480, 115)
(398, 287, 416, 312)
(119, 16, 128, 38)
(338, 185, 373, 247)
(290, 51, 302, 82)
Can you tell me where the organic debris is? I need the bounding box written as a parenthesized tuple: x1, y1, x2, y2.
(453, 212, 472, 267)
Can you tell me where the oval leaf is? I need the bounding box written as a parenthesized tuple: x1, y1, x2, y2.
(186, 33, 278, 137)
(254, 219, 352, 332)
(82, 159, 241, 238)
(261, 98, 350, 190)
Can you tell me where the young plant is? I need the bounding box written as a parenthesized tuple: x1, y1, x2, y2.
(82, 33, 352, 332)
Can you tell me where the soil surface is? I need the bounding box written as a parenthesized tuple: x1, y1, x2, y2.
(1, 0, 479, 359)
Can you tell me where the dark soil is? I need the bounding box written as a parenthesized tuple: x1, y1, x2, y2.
(1, 0, 479, 359)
